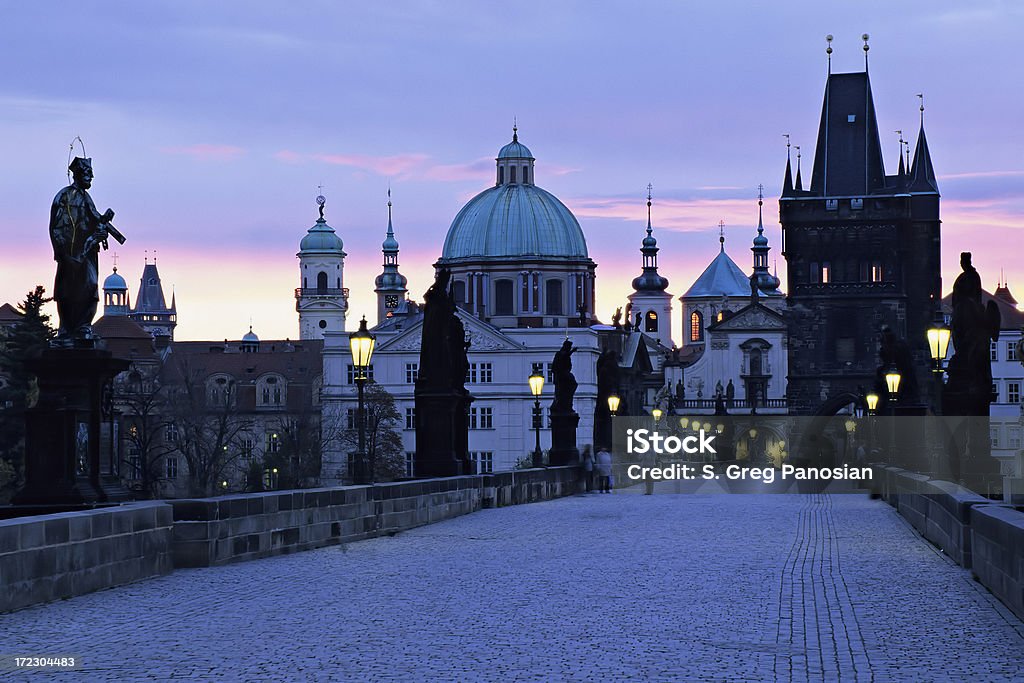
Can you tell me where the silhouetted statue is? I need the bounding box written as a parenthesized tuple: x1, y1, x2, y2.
(551, 339, 578, 413)
(50, 157, 125, 342)
(611, 307, 622, 329)
(419, 268, 467, 391)
(945, 252, 1000, 416)
(675, 379, 685, 401)
(726, 379, 735, 409)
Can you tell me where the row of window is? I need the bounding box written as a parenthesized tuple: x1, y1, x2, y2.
(990, 340, 1020, 362)
(497, 165, 530, 185)
(990, 426, 1022, 450)
(400, 363, 495, 384)
(807, 260, 885, 285)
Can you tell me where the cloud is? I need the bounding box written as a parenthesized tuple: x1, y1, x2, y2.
(312, 152, 429, 176)
(567, 195, 755, 231)
(422, 157, 492, 182)
(161, 144, 245, 161)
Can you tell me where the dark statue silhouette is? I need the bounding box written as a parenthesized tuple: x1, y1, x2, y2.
(550, 339, 578, 413)
(49, 157, 125, 343)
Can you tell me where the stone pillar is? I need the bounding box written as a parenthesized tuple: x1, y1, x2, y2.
(13, 348, 131, 505)
(548, 409, 580, 466)
(414, 389, 473, 477)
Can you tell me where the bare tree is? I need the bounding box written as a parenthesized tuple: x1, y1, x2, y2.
(115, 362, 175, 498)
(165, 356, 252, 497)
(339, 381, 406, 481)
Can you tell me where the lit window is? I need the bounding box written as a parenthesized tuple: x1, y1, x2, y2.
(821, 262, 831, 284)
(690, 311, 703, 342)
(646, 311, 659, 332)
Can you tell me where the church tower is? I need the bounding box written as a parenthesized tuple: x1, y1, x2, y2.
(780, 36, 940, 414)
(374, 190, 408, 325)
(627, 186, 673, 347)
(129, 258, 177, 340)
(750, 185, 783, 307)
(102, 265, 130, 317)
(296, 194, 348, 340)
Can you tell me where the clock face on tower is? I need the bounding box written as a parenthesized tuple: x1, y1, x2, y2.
(385, 295, 399, 309)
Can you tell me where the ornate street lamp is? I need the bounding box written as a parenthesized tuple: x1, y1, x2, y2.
(866, 392, 880, 415)
(607, 394, 621, 416)
(884, 366, 902, 398)
(651, 407, 663, 423)
(349, 317, 376, 484)
(927, 321, 952, 373)
(529, 370, 545, 468)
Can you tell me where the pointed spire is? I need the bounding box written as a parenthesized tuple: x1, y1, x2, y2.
(757, 183, 765, 232)
(895, 130, 906, 177)
(794, 146, 803, 191)
(646, 183, 653, 234)
(782, 134, 793, 194)
(909, 96, 938, 193)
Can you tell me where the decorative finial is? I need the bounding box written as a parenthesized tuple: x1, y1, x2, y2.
(646, 183, 653, 232)
(757, 183, 764, 231)
(316, 189, 326, 220)
(718, 220, 725, 252)
(112, 252, 119, 272)
(783, 133, 791, 159)
(144, 249, 148, 265)
(917, 93, 924, 124)
(862, 33, 870, 69)
(153, 250, 157, 265)
(512, 117, 518, 143)
(826, 34, 833, 74)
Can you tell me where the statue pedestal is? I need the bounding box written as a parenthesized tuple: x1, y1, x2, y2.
(549, 409, 580, 466)
(13, 348, 132, 505)
(414, 388, 473, 477)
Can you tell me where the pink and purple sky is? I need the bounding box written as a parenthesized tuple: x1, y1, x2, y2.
(2, 2, 1022, 341)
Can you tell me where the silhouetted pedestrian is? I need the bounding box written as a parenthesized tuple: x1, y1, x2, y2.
(596, 448, 613, 493)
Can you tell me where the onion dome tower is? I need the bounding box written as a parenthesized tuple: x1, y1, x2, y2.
(627, 185, 673, 347)
(750, 185, 782, 297)
(102, 265, 130, 316)
(374, 189, 409, 325)
(296, 193, 348, 340)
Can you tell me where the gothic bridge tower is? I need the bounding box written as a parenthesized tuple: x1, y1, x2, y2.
(780, 36, 940, 414)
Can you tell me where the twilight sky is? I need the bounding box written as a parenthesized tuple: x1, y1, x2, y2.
(2, 2, 1022, 341)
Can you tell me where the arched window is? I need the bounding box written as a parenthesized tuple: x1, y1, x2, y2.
(498, 166, 504, 184)
(494, 279, 514, 315)
(257, 374, 287, 408)
(316, 271, 328, 291)
(545, 279, 563, 315)
(645, 310, 659, 332)
(206, 374, 235, 408)
(690, 311, 703, 342)
(510, 166, 517, 184)
(750, 348, 763, 375)
(522, 166, 529, 184)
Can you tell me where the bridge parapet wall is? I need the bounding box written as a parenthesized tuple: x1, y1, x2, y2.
(870, 464, 1024, 620)
(0, 502, 173, 613)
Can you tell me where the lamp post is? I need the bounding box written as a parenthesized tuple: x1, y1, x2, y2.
(884, 366, 902, 407)
(529, 370, 545, 468)
(866, 392, 879, 416)
(349, 317, 376, 484)
(651, 407, 663, 424)
(927, 318, 952, 415)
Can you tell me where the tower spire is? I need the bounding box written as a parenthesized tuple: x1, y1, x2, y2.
(794, 145, 803, 191)
(782, 134, 793, 194)
(646, 183, 653, 233)
(719, 220, 725, 252)
(895, 130, 906, 177)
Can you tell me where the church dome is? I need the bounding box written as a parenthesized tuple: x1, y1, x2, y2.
(440, 130, 588, 261)
(299, 217, 345, 254)
(242, 328, 259, 343)
(103, 268, 127, 291)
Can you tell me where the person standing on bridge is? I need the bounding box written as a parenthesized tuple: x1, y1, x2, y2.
(641, 449, 657, 495)
(581, 446, 594, 493)
(596, 447, 613, 493)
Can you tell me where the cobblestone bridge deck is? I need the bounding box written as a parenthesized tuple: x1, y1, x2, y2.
(4, 485, 1023, 681)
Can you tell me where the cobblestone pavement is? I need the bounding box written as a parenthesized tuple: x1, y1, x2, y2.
(4, 486, 1024, 682)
